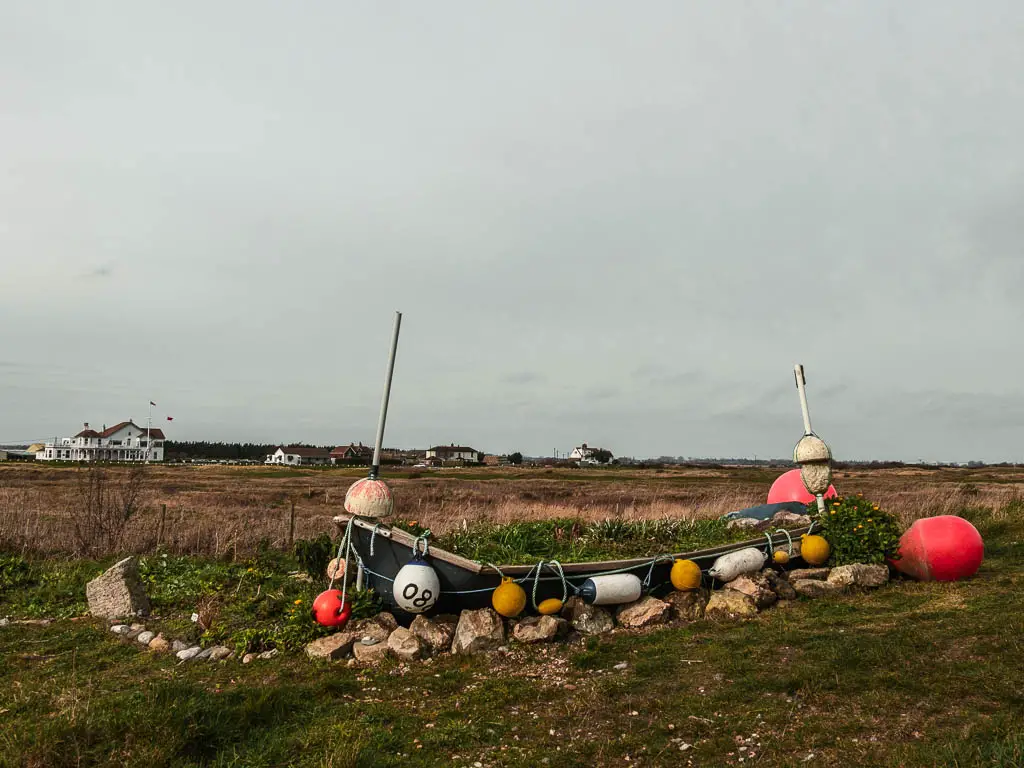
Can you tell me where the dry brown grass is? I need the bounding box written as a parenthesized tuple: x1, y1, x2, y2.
(1, 462, 1020, 558)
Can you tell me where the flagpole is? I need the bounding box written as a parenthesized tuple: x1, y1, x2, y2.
(147, 401, 152, 464)
(370, 311, 402, 479)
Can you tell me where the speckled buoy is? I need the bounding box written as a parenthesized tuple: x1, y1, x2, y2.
(344, 477, 394, 518)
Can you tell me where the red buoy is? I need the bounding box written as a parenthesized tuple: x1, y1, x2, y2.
(312, 589, 352, 628)
(892, 515, 984, 582)
(767, 469, 838, 505)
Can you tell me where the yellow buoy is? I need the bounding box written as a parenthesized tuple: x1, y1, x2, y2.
(773, 550, 791, 565)
(800, 534, 831, 566)
(492, 577, 527, 617)
(670, 559, 702, 591)
(537, 598, 563, 615)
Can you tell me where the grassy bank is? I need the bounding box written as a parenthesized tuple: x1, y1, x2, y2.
(2, 503, 1022, 767)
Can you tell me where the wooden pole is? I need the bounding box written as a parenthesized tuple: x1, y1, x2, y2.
(288, 500, 296, 547)
(157, 503, 166, 549)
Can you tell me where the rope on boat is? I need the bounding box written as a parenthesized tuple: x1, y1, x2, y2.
(641, 554, 677, 590)
(762, 532, 775, 558)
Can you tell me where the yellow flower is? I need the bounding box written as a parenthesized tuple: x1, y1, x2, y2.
(294, 599, 303, 605)
(408, 520, 418, 527)
(867, 518, 873, 522)
(873, 505, 879, 511)
(830, 511, 836, 515)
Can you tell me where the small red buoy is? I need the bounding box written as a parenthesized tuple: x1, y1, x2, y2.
(892, 515, 984, 582)
(767, 469, 838, 505)
(312, 589, 352, 628)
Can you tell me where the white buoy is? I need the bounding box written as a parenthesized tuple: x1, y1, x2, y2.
(344, 477, 394, 518)
(708, 548, 767, 582)
(392, 557, 440, 613)
(579, 573, 642, 605)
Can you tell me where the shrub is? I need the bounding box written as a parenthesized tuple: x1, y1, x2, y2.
(811, 495, 903, 566)
(294, 534, 335, 580)
(0, 554, 32, 596)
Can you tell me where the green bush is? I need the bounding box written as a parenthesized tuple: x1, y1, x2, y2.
(811, 495, 903, 566)
(0, 554, 32, 596)
(294, 534, 335, 580)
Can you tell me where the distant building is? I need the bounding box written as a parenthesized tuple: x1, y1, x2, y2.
(483, 454, 510, 466)
(569, 443, 612, 465)
(426, 444, 483, 463)
(36, 421, 166, 462)
(330, 443, 374, 464)
(265, 445, 331, 466)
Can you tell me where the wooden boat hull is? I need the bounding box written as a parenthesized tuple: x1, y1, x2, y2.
(333, 511, 811, 623)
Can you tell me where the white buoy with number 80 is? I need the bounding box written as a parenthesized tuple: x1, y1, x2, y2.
(393, 555, 440, 614)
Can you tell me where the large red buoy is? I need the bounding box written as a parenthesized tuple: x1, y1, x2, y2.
(892, 515, 984, 582)
(767, 469, 838, 505)
(312, 589, 352, 628)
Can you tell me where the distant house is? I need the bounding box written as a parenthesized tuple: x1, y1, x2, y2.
(265, 446, 331, 466)
(330, 443, 373, 464)
(570, 443, 611, 465)
(37, 421, 167, 462)
(483, 454, 510, 466)
(426, 444, 483, 463)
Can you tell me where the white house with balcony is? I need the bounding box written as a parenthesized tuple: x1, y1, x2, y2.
(36, 421, 166, 462)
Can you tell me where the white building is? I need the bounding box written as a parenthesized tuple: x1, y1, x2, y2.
(265, 446, 331, 466)
(425, 444, 483, 463)
(570, 443, 610, 465)
(36, 421, 166, 462)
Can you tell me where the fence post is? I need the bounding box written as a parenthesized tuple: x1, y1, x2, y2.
(157, 504, 166, 548)
(288, 500, 296, 548)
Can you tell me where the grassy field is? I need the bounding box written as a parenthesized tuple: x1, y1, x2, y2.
(1, 503, 1022, 767)
(1, 460, 1023, 767)
(2, 462, 1022, 557)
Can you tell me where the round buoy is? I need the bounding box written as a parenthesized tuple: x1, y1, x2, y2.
(393, 556, 440, 613)
(670, 559, 702, 591)
(773, 550, 791, 565)
(579, 574, 642, 605)
(311, 589, 352, 628)
(708, 548, 767, 581)
(767, 469, 837, 505)
(800, 534, 831, 566)
(344, 477, 394, 518)
(537, 598, 563, 615)
(892, 515, 984, 582)
(492, 577, 527, 617)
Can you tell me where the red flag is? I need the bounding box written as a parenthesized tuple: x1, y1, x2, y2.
(167, 416, 174, 421)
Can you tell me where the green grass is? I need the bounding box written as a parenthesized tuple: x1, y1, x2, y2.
(413, 516, 762, 563)
(2, 504, 1022, 766)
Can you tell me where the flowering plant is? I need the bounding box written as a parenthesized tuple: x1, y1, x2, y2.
(809, 495, 903, 566)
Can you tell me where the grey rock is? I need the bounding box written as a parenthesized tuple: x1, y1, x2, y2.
(0, 617, 9, 627)
(110, 624, 131, 635)
(452, 608, 506, 654)
(136, 630, 156, 645)
(409, 614, 456, 655)
(727, 517, 770, 531)
(353, 638, 390, 664)
(305, 633, 356, 661)
(512, 615, 568, 644)
(827, 564, 889, 589)
(561, 597, 615, 635)
(208, 646, 233, 661)
(664, 590, 709, 622)
(242, 652, 257, 664)
(126, 627, 145, 641)
(176, 646, 201, 661)
(372, 612, 399, 633)
(787, 568, 830, 581)
(194, 647, 214, 660)
(725, 574, 778, 610)
(85, 557, 150, 620)
(171, 640, 190, 653)
(387, 627, 427, 661)
(257, 649, 278, 660)
(705, 590, 758, 620)
(772, 511, 813, 527)
(793, 579, 845, 598)
(616, 596, 671, 628)
(763, 570, 798, 601)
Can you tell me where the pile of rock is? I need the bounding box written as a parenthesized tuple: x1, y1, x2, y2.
(109, 622, 234, 662)
(304, 562, 890, 665)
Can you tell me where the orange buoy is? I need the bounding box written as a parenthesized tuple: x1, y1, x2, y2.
(892, 516, 984, 582)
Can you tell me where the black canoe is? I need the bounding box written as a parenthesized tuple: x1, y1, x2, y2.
(332, 506, 811, 623)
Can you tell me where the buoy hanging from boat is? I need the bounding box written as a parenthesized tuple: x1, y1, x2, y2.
(393, 556, 440, 614)
(537, 598, 563, 615)
(326, 557, 347, 580)
(344, 477, 394, 518)
(892, 516, 984, 582)
(579, 574, 642, 605)
(492, 577, 527, 617)
(311, 589, 352, 628)
(799, 534, 831, 566)
(670, 559, 702, 591)
(773, 550, 791, 565)
(708, 548, 766, 582)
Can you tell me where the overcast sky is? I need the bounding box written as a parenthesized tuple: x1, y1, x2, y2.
(2, 2, 1023, 462)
